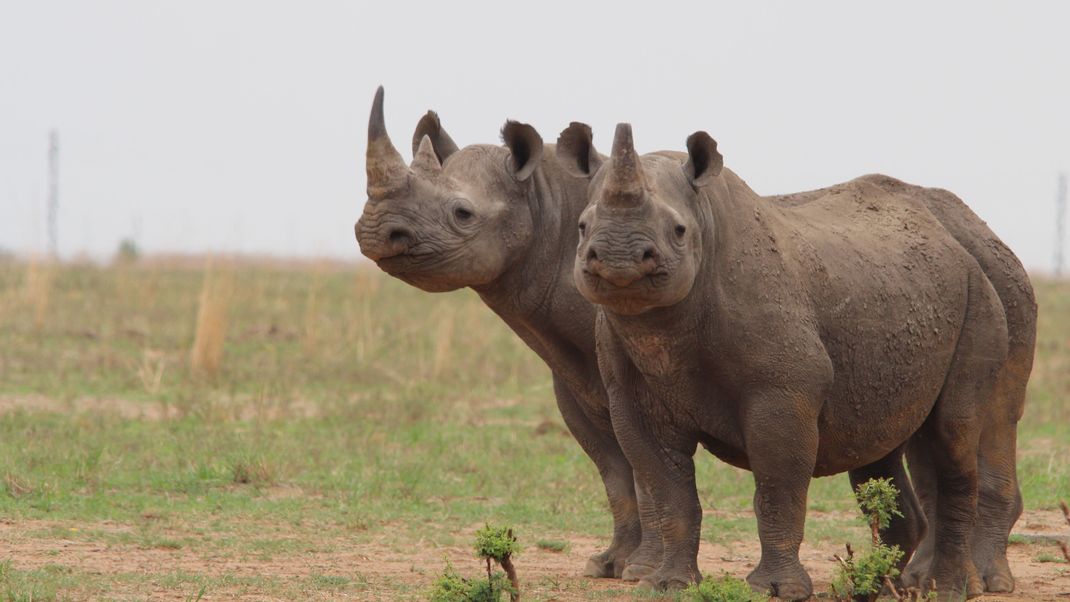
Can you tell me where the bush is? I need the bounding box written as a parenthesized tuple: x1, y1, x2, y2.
(429, 525, 520, 602)
(831, 543, 904, 601)
(831, 478, 906, 602)
(429, 561, 511, 602)
(855, 477, 903, 541)
(680, 573, 766, 602)
(116, 238, 140, 263)
(474, 525, 519, 562)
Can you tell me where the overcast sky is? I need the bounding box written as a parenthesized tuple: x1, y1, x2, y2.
(2, 2, 1068, 271)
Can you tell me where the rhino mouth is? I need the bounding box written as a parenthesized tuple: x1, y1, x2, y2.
(375, 250, 439, 274)
(579, 268, 671, 304)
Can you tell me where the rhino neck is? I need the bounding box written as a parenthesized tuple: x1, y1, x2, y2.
(473, 149, 598, 370)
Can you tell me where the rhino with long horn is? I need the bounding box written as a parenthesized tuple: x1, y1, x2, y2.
(365, 86, 410, 198)
(354, 91, 663, 580)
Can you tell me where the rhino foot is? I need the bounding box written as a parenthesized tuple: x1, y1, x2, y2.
(583, 550, 626, 579)
(929, 558, 984, 600)
(981, 556, 1015, 593)
(746, 560, 812, 601)
(901, 547, 932, 590)
(620, 563, 655, 582)
(637, 571, 691, 592)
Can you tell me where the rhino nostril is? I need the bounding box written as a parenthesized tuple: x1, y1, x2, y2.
(586, 248, 599, 262)
(641, 247, 656, 262)
(388, 228, 412, 244)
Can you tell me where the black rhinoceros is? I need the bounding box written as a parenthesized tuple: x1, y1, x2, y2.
(356, 88, 661, 579)
(567, 123, 1032, 600)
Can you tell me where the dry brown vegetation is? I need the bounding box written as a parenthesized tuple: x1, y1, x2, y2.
(0, 258, 1066, 600)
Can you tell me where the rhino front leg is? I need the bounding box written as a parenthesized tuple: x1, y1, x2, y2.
(743, 392, 818, 601)
(603, 384, 701, 588)
(551, 376, 641, 579)
(620, 473, 664, 582)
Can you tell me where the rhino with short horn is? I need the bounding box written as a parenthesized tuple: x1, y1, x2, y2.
(566, 122, 1032, 599)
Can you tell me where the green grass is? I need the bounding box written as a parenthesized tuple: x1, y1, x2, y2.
(0, 259, 1067, 599)
(536, 539, 569, 553)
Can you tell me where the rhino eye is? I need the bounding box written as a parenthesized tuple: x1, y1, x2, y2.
(454, 207, 473, 221)
(675, 224, 687, 237)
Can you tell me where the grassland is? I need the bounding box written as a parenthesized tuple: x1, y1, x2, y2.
(0, 259, 1067, 600)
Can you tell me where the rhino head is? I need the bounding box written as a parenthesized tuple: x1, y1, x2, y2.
(355, 87, 545, 292)
(571, 123, 723, 315)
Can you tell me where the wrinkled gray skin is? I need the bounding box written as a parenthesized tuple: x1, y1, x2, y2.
(569, 123, 1021, 599)
(772, 180, 1036, 594)
(355, 88, 660, 580)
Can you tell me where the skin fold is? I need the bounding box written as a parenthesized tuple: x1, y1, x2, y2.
(567, 123, 1026, 600)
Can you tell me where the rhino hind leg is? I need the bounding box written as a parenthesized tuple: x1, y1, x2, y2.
(970, 369, 1027, 593)
(848, 446, 926, 566)
(905, 298, 1031, 593)
(912, 271, 1007, 599)
(552, 378, 642, 579)
(901, 441, 939, 589)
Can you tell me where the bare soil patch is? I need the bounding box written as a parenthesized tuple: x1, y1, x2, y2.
(1, 511, 1068, 600)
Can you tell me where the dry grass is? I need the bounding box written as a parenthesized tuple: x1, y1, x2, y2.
(431, 306, 456, 380)
(189, 260, 234, 377)
(22, 259, 53, 330)
(0, 258, 1065, 600)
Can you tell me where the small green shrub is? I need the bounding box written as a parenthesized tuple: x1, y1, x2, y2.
(831, 543, 904, 601)
(854, 477, 903, 542)
(429, 561, 510, 602)
(679, 573, 765, 602)
(430, 525, 520, 602)
(832, 478, 906, 602)
(474, 525, 519, 562)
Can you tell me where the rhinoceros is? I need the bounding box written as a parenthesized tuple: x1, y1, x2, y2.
(567, 122, 1033, 599)
(771, 178, 1035, 594)
(355, 87, 661, 579)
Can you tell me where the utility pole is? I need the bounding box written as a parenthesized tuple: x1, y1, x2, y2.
(1057, 172, 1067, 278)
(47, 129, 59, 260)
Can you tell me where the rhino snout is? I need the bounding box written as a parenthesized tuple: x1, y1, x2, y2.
(355, 217, 415, 262)
(584, 242, 659, 288)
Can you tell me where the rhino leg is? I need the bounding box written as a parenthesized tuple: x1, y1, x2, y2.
(971, 416, 1021, 593)
(911, 272, 1007, 599)
(969, 341, 1030, 593)
(848, 446, 926, 567)
(620, 473, 663, 581)
(551, 377, 641, 579)
(902, 440, 939, 589)
(904, 425, 1019, 594)
(601, 358, 701, 590)
(742, 391, 818, 601)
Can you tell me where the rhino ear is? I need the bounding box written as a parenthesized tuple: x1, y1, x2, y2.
(412, 111, 459, 165)
(501, 121, 544, 181)
(683, 131, 723, 187)
(556, 122, 603, 178)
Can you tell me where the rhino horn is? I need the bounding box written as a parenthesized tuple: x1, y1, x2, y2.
(604, 123, 645, 207)
(411, 134, 442, 175)
(366, 86, 409, 195)
(412, 110, 459, 164)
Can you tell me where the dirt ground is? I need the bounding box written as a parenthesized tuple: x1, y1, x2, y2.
(1, 510, 1068, 601)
